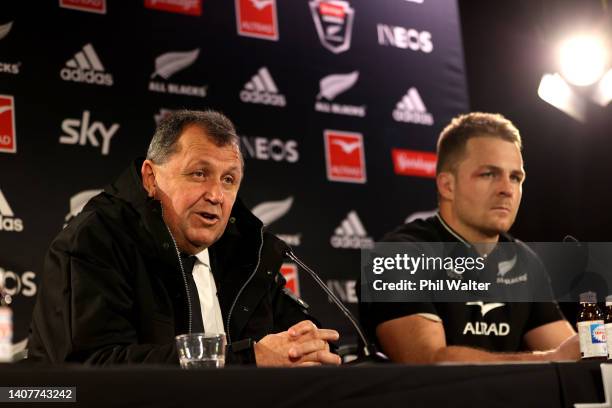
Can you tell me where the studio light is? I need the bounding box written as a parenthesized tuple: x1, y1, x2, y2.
(537, 73, 586, 121)
(559, 35, 607, 86)
(592, 68, 612, 106)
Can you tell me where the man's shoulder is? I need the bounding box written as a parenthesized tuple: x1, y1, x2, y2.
(56, 192, 141, 251)
(381, 216, 443, 243)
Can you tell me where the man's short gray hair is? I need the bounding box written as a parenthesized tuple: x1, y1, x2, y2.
(146, 109, 242, 166)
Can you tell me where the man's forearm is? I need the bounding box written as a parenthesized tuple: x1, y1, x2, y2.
(432, 345, 555, 363)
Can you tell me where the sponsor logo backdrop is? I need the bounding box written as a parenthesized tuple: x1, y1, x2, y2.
(0, 0, 468, 346)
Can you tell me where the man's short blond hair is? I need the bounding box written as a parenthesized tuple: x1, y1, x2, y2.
(436, 112, 522, 174)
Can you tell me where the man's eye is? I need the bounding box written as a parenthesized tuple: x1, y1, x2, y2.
(223, 175, 235, 184)
(511, 175, 523, 182)
(193, 171, 205, 178)
(480, 172, 493, 178)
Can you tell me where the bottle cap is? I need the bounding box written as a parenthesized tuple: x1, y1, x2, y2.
(580, 291, 597, 303)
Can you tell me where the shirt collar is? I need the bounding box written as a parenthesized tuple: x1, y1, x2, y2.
(194, 248, 210, 268)
(435, 212, 472, 248)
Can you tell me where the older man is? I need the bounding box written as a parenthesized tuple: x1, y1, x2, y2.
(362, 112, 579, 363)
(28, 110, 340, 366)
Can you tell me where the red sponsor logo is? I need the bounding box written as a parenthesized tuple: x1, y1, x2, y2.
(144, 0, 202, 16)
(59, 0, 106, 14)
(320, 2, 345, 17)
(280, 263, 300, 297)
(324, 130, 366, 183)
(392, 148, 437, 178)
(236, 0, 278, 41)
(0, 95, 16, 154)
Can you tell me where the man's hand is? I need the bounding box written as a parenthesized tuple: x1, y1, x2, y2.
(254, 320, 341, 367)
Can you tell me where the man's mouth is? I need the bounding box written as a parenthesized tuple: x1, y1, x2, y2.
(196, 212, 220, 224)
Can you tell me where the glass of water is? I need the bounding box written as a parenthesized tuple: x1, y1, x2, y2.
(175, 333, 226, 369)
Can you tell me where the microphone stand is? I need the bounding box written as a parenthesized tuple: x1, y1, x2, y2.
(284, 249, 388, 364)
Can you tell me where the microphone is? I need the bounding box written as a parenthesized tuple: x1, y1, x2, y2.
(563, 235, 580, 243)
(274, 239, 388, 364)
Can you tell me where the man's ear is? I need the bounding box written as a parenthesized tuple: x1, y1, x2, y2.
(141, 160, 157, 198)
(437, 171, 455, 201)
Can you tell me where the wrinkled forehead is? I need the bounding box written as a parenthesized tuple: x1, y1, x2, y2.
(461, 137, 523, 169)
(173, 126, 243, 170)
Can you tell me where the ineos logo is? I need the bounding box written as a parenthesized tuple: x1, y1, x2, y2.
(0, 268, 36, 297)
(241, 137, 299, 163)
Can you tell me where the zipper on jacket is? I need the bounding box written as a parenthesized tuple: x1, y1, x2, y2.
(225, 226, 264, 344)
(161, 207, 193, 334)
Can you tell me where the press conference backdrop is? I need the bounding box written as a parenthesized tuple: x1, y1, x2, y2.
(0, 0, 468, 346)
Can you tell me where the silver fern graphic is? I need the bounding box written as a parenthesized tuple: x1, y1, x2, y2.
(497, 255, 517, 277)
(151, 48, 200, 79)
(0, 21, 13, 41)
(317, 71, 359, 100)
(252, 196, 293, 225)
(64, 189, 103, 227)
(405, 209, 438, 224)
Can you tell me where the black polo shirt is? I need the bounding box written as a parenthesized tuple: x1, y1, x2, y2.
(361, 214, 565, 352)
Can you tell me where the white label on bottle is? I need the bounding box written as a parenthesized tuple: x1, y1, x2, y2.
(606, 323, 612, 359)
(578, 320, 608, 358)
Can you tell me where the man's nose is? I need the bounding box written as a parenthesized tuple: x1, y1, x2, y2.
(497, 176, 514, 197)
(204, 180, 224, 204)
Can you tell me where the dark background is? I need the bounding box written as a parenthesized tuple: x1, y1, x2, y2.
(460, 0, 612, 242)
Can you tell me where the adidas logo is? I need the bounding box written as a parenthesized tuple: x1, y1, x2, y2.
(0, 189, 23, 232)
(392, 87, 433, 125)
(240, 66, 286, 107)
(330, 210, 373, 249)
(60, 43, 113, 86)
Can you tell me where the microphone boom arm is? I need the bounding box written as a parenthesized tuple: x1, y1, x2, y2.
(285, 249, 371, 357)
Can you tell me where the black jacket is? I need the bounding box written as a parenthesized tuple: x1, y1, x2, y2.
(27, 160, 312, 365)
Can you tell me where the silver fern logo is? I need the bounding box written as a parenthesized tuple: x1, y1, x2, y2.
(317, 71, 358, 100)
(315, 71, 365, 117)
(0, 22, 20, 75)
(151, 49, 200, 79)
(149, 49, 207, 98)
(497, 255, 517, 277)
(252, 196, 293, 225)
(64, 189, 103, 228)
(251, 197, 301, 246)
(0, 22, 13, 41)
